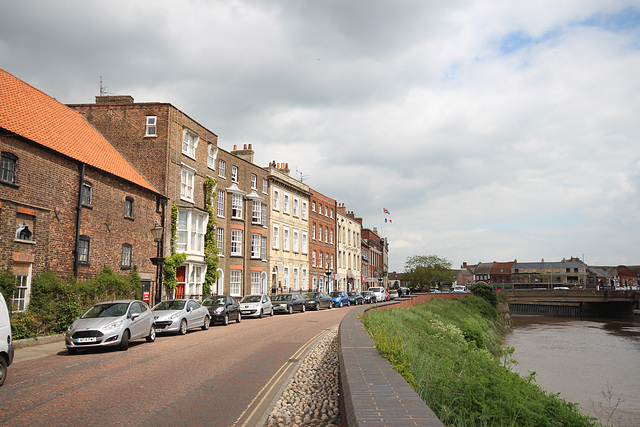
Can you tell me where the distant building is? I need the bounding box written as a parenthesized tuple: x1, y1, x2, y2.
(336, 204, 361, 291)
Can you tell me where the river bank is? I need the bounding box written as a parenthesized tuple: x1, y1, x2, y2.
(362, 296, 597, 426)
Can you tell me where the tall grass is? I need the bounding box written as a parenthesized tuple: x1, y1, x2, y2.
(362, 297, 599, 426)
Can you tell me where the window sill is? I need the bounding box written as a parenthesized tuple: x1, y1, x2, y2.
(14, 239, 36, 245)
(124, 216, 134, 221)
(0, 181, 19, 189)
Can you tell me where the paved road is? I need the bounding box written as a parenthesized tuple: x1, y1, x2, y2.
(0, 305, 353, 426)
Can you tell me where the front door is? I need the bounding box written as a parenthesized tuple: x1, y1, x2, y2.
(176, 266, 186, 299)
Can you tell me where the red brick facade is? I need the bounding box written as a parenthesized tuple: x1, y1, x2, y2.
(309, 189, 336, 292)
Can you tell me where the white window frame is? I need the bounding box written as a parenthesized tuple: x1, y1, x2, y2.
(312, 250, 317, 267)
(283, 227, 290, 251)
(272, 225, 280, 249)
(251, 174, 257, 190)
(232, 193, 243, 219)
(180, 165, 195, 202)
(177, 209, 208, 254)
(251, 234, 261, 258)
(231, 165, 238, 183)
(272, 189, 280, 211)
(262, 178, 268, 194)
(208, 144, 218, 170)
(230, 270, 242, 296)
(231, 229, 243, 256)
(261, 203, 267, 227)
(216, 227, 224, 256)
(252, 200, 262, 224)
(182, 129, 199, 158)
(283, 193, 290, 214)
(293, 197, 299, 217)
(292, 229, 299, 253)
(283, 266, 289, 291)
(301, 232, 308, 255)
(293, 267, 299, 291)
(145, 116, 157, 137)
(218, 159, 226, 178)
(251, 271, 261, 294)
(302, 201, 308, 220)
(217, 189, 225, 217)
(312, 223, 316, 240)
(261, 236, 267, 261)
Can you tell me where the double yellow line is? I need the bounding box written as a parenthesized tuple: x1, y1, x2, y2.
(231, 328, 334, 427)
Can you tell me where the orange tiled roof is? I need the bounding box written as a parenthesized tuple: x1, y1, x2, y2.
(0, 68, 157, 193)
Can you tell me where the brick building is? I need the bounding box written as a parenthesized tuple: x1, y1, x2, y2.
(361, 228, 383, 289)
(70, 97, 270, 300)
(309, 188, 336, 292)
(0, 69, 162, 309)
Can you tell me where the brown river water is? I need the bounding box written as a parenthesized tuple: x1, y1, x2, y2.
(503, 316, 640, 426)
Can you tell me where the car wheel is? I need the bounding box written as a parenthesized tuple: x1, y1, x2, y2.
(339, 301, 343, 308)
(0, 357, 6, 386)
(223, 313, 229, 326)
(120, 330, 130, 351)
(288, 305, 293, 314)
(270, 307, 274, 316)
(328, 303, 332, 309)
(236, 312, 242, 323)
(146, 325, 156, 342)
(259, 308, 264, 318)
(301, 304, 305, 313)
(202, 316, 210, 330)
(179, 319, 188, 335)
(315, 302, 320, 311)
(67, 347, 77, 355)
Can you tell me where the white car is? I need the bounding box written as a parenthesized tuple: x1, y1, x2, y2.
(367, 287, 385, 303)
(0, 292, 14, 386)
(239, 294, 274, 318)
(152, 299, 210, 334)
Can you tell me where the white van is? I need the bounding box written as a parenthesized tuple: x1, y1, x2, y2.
(0, 292, 14, 386)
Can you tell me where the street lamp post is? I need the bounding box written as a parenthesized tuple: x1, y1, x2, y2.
(325, 269, 331, 293)
(150, 224, 165, 305)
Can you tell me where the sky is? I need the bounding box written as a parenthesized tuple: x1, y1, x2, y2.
(1, 1, 640, 272)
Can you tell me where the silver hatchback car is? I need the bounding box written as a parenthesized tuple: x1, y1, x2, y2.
(152, 299, 210, 334)
(239, 294, 274, 318)
(66, 300, 155, 354)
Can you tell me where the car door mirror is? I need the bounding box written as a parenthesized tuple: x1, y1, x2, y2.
(130, 313, 140, 321)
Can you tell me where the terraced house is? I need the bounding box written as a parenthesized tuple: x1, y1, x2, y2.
(70, 97, 270, 301)
(309, 188, 336, 292)
(0, 69, 162, 308)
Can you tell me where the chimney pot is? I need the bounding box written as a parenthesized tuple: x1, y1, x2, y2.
(243, 144, 247, 149)
(234, 145, 237, 151)
(249, 144, 252, 149)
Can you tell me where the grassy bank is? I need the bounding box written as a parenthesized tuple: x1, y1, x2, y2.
(362, 296, 599, 426)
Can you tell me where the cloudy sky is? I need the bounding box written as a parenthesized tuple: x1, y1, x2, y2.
(2, 1, 639, 272)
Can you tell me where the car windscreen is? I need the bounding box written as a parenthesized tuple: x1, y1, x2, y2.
(303, 293, 318, 299)
(241, 295, 262, 303)
(202, 297, 226, 306)
(82, 302, 129, 318)
(368, 287, 382, 292)
(272, 294, 292, 301)
(330, 292, 342, 297)
(153, 300, 185, 311)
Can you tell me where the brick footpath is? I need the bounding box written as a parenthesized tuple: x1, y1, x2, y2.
(338, 299, 445, 427)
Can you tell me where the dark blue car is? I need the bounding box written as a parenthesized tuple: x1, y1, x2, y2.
(330, 291, 350, 307)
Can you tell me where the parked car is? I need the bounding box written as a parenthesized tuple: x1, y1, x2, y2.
(399, 287, 410, 296)
(330, 291, 350, 307)
(452, 285, 471, 293)
(367, 287, 385, 303)
(0, 292, 14, 386)
(239, 294, 274, 318)
(202, 295, 241, 325)
(388, 290, 399, 300)
(65, 300, 156, 354)
(303, 292, 333, 310)
(361, 290, 376, 303)
(272, 293, 306, 314)
(384, 290, 391, 301)
(152, 299, 210, 334)
(347, 291, 364, 305)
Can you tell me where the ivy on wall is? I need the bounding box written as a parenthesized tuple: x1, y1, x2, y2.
(163, 202, 185, 295)
(203, 177, 220, 295)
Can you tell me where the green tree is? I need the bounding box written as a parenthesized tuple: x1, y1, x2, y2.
(0, 268, 18, 307)
(403, 255, 453, 291)
(468, 282, 498, 308)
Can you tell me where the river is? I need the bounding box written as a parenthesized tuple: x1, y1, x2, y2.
(503, 316, 640, 426)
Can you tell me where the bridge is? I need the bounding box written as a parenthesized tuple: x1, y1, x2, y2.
(499, 289, 640, 319)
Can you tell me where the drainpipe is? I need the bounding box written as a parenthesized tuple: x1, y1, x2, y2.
(73, 163, 86, 277)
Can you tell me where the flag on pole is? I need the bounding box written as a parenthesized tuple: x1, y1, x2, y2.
(385, 218, 392, 223)
(383, 208, 390, 215)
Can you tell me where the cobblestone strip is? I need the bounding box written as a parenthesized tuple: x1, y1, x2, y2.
(266, 327, 340, 427)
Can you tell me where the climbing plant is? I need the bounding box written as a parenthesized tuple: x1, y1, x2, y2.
(163, 252, 187, 295)
(203, 177, 220, 295)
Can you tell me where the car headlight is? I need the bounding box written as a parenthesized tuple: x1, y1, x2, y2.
(103, 320, 123, 331)
(67, 324, 75, 334)
(168, 312, 180, 320)
(214, 307, 224, 314)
